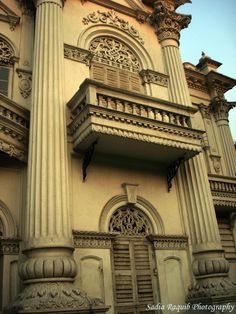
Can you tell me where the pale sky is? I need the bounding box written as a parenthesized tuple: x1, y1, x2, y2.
(178, 0, 236, 141)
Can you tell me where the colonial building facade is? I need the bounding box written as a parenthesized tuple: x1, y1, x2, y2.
(0, 0, 236, 313)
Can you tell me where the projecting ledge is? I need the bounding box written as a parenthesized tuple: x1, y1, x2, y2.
(67, 79, 204, 164)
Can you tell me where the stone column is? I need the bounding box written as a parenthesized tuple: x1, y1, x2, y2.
(8, 0, 108, 313)
(150, 0, 236, 303)
(211, 97, 236, 177)
(150, 0, 192, 106)
(177, 154, 236, 302)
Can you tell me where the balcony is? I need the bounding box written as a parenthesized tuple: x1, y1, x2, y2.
(209, 174, 236, 209)
(0, 93, 29, 162)
(67, 79, 203, 164)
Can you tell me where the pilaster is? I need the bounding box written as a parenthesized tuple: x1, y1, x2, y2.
(150, 0, 192, 106)
(210, 97, 236, 177)
(6, 0, 108, 312)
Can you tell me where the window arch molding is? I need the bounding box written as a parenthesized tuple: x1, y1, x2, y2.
(0, 34, 18, 64)
(78, 24, 154, 71)
(99, 194, 164, 235)
(0, 200, 17, 238)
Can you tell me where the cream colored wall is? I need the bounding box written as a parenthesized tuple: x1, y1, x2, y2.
(63, 0, 169, 102)
(70, 155, 184, 235)
(74, 248, 115, 314)
(0, 0, 34, 110)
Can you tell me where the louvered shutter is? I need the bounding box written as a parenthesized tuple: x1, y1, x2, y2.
(130, 73, 142, 93)
(107, 67, 119, 87)
(113, 241, 135, 313)
(91, 63, 143, 93)
(134, 242, 155, 307)
(91, 63, 106, 83)
(113, 239, 156, 314)
(218, 218, 236, 260)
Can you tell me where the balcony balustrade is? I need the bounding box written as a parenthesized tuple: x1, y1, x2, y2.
(67, 79, 203, 164)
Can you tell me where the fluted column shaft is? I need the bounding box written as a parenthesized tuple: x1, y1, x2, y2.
(19, 0, 76, 284)
(161, 40, 192, 106)
(151, 0, 236, 302)
(26, 0, 70, 247)
(215, 119, 236, 177)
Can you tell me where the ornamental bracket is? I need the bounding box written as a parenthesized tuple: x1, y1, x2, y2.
(167, 154, 186, 192)
(82, 139, 98, 182)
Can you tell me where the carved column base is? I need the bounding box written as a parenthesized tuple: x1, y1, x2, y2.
(187, 277, 236, 303)
(4, 282, 110, 314)
(187, 252, 236, 303)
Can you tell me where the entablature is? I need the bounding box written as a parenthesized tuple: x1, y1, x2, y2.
(209, 174, 236, 210)
(184, 63, 236, 96)
(0, 93, 29, 162)
(67, 79, 203, 165)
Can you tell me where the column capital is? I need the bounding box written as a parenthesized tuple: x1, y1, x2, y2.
(149, 0, 191, 43)
(210, 96, 235, 121)
(35, 0, 65, 7)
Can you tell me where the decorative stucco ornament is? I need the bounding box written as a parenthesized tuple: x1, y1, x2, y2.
(82, 10, 144, 45)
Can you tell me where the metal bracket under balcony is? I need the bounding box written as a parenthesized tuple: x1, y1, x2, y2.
(67, 79, 203, 164)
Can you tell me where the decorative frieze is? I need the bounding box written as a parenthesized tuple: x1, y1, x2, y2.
(16, 68, 32, 98)
(0, 238, 20, 255)
(64, 44, 93, 66)
(73, 231, 116, 249)
(140, 69, 168, 87)
(82, 10, 144, 45)
(147, 234, 188, 250)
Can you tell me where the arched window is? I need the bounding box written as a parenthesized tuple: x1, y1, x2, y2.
(0, 37, 15, 96)
(89, 36, 144, 93)
(109, 206, 152, 236)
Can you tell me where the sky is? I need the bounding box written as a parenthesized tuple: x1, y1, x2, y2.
(177, 0, 236, 141)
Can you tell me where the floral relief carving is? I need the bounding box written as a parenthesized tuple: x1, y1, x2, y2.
(109, 207, 151, 236)
(82, 10, 144, 45)
(149, 0, 191, 42)
(140, 69, 168, 87)
(89, 37, 141, 72)
(64, 44, 93, 66)
(0, 38, 14, 64)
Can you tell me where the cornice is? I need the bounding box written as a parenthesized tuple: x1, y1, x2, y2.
(81, 0, 149, 23)
(184, 67, 208, 93)
(147, 234, 188, 250)
(140, 69, 168, 87)
(73, 230, 116, 249)
(0, 1, 20, 30)
(207, 71, 236, 96)
(64, 44, 93, 66)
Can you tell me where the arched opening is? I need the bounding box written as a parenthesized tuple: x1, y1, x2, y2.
(0, 36, 15, 97)
(109, 205, 159, 314)
(89, 36, 144, 94)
